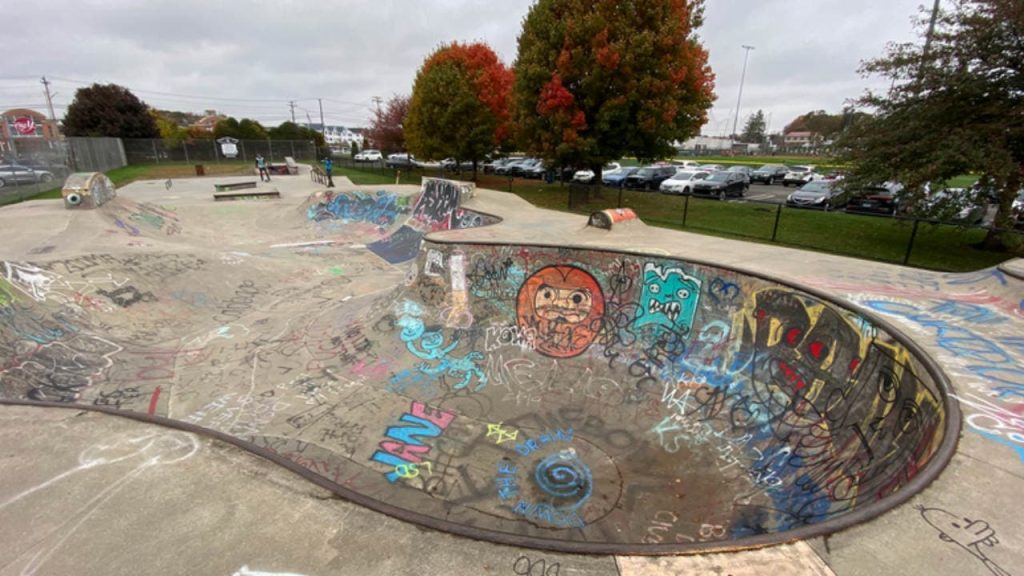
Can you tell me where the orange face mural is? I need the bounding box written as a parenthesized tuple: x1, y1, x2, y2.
(516, 265, 605, 358)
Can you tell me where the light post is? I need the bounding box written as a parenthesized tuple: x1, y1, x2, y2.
(731, 45, 755, 138)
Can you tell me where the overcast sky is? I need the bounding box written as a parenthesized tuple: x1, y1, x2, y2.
(0, 0, 928, 135)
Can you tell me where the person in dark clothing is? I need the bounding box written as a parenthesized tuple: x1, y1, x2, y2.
(256, 154, 270, 182)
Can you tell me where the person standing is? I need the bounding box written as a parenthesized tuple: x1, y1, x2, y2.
(256, 154, 271, 182)
(323, 157, 335, 188)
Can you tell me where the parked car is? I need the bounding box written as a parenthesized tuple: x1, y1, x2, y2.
(354, 149, 382, 162)
(922, 188, 988, 224)
(385, 153, 418, 169)
(726, 165, 753, 184)
(572, 162, 621, 184)
(0, 164, 55, 188)
(625, 165, 677, 191)
(602, 167, 640, 187)
(494, 157, 526, 176)
(782, 165, 818, 187)
(522, 160, 553, 180)
(751, 164, 789, 185)
(786, 180, 850, 210)
(692, 171, 748, 199)
(845, 182, 905, 216)
(507, 158, 542, 178)
(699, 164, 725, 172)
(1013, 191, 1024, 228)
(659, 170, 710, 195)
(672, 160, 702, 170)
(440, 157, 475, 172)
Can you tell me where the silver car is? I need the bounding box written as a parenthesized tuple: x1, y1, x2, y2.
(0, 165, 55, 188)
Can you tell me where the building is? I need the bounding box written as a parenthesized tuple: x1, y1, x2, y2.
(675, 135, 735, 152)
(0, 108, 62, 158)
(307, 124, 366, 149)
(191, 110, 225, 133)
(783, 131, 821, 147)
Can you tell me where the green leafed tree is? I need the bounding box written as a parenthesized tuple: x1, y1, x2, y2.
(213, 117, 268, 140)
(405, 42, 514, 178)
(63, 83, 159, 139)
(151, 110, 188, 146)
(837, 0, 1023, 251)
(740, 110, 767, 143)
(513, 0, 715, 180)
(268, 121, 325, 148)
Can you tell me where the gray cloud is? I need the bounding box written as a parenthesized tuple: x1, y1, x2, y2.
(1, 0, 926, 133)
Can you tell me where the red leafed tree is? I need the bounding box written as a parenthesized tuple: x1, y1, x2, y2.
(513, 0, 716, 178)
(405, 41, 514, 177)
(366, 94, 410, 154)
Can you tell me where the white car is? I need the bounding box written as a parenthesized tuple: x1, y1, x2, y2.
(355, 149, 382, 162)
(659, 170, 710, 195)
(572, 162, 621, 184)
(673, 160, 702, 170)
(782, 165, 819, 187)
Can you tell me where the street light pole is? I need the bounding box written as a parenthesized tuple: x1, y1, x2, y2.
(732, 45, 755, 138)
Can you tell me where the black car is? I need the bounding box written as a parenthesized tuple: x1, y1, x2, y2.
(692, 171, 748, 199)
(624, 166, 676, 190)
(845, 183, 905, 216)
(751, 164, 788, 185)
(786, 180, 850, 210)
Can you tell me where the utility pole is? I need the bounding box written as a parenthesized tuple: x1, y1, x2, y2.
(918, 0, 942, 82)
(731, 45, 755, 138)
(41, 76, 57, 123)
(289, 101, 296, 123)
(318, 98, 326, 135)
(372, 96, 383, 116)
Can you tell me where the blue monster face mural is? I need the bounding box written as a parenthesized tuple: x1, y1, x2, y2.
(636, 263, 702, 334)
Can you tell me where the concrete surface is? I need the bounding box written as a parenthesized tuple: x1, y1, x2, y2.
(0, 170, 1021, 575)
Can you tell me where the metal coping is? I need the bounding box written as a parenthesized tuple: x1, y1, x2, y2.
(0, 198, 963, 556)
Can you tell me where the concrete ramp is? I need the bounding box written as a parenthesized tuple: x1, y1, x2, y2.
(0, 181, 960, 555)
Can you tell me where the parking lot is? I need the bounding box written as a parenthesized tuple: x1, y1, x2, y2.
(742, 182, 792, 204)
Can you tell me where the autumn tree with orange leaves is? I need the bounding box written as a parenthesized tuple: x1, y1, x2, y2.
(405, 42, 514, 178)
(513, 0, 715, 180)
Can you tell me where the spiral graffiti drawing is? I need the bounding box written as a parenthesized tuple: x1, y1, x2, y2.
(534, 449, 593, 511)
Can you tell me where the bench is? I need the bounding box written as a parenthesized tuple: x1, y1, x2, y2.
(213, 189, 281, 201)
(214, 181, 258, 192)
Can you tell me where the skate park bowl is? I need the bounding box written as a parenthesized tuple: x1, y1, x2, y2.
(0, 176, 960, 555)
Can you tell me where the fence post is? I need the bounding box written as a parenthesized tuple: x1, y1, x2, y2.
(771, 204, 783, 242)
(617, 185, 623, 208)
(682, 194, 689, 227)
(291, 141, 296, 159)
(152, 140, 159, 163)
(903, 219, 920, 265)
(268, 139, 274, 160)
(212, 139, 219, 164)
(240, 141, 247, 162)
(508, 177, 513, 193)
(183, 142, 190, 164)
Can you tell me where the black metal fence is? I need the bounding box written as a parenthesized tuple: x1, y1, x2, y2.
(563, 182, 1023, 271)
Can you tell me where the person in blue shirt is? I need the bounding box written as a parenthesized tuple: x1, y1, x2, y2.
(323, 157, 335, 188)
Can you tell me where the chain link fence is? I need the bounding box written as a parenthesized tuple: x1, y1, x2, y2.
(122, 138, 318, 165)
(0, 137, 319, 205)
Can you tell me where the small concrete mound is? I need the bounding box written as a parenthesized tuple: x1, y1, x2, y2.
(62, 172, 116, 209)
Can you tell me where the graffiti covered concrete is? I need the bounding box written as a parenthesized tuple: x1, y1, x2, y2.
(0, 178, 961, 554)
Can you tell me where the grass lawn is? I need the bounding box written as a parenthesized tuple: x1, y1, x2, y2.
(106, 162, 253, 186)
